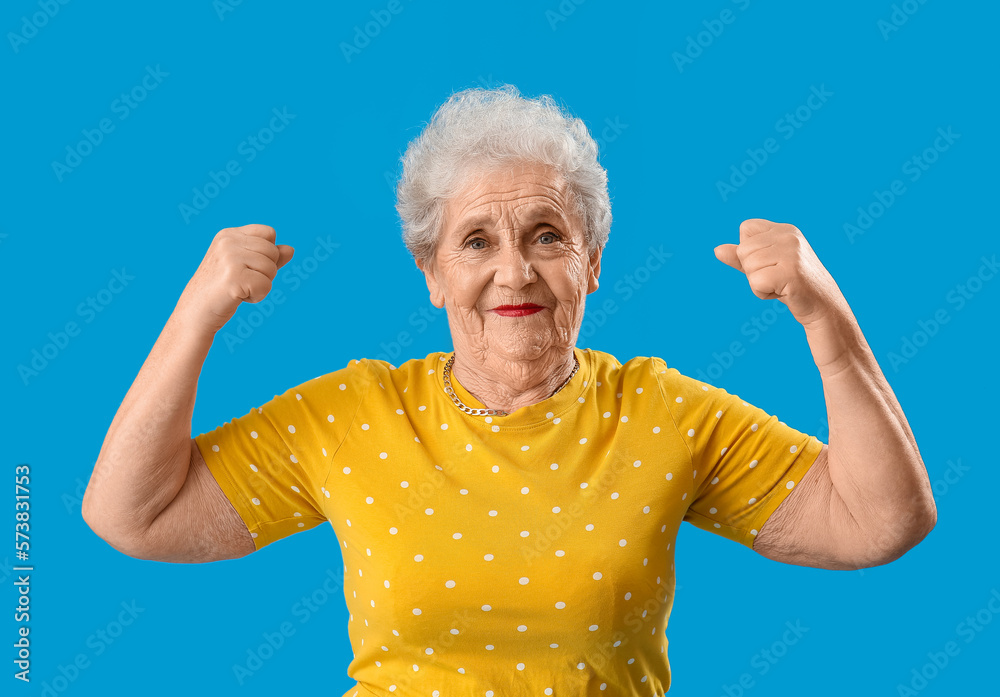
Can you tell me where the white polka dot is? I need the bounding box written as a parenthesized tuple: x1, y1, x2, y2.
(251, 532, 257, 538)
(593, 572, 602, 580)
(482, 605, 491, 611)
(675, 396, 683, 403)
(327, 415, 334, 422)
(687, 428, 695, 437)
(418, 405, 426, 411)
(751, 423, 759, 432)
(589, 624, 599, 631)
(401, 481, 408, 488)
(550, 463, 559, 470)
(425, 508, 434, 515)
(339, 384, 346, 390)
(250, 431, 258, 439)
(681, 492, 687, 500)
(211, 445, 219, 452)
(555, 550, 565, 557)
(546, 411, 554, 418)
(550, 643, 559, 649)
(519, 577, 529, 585)
(790, 445, 798, 453)
(578, 396, 585, 403)
(445, 580, 455, 588)
(492, 465, 500, 473)
(579, 437, 588, 444)
(636, 387, 643, 394)
(517, 662, 525, 670)
(518, 625, 527, 632)
(665, 473, 673, 480)
(484, 553, 494, 561)
(642, 505, 650, 514)
(555, 601, 566, 609)
(459, 488, 469, 495)
(291, 485, 300, 493)
(251, 498, 260, 505)
(520, 531, 529, 538)
(396, 409, 404, 415)
(366, 496, 374, 504)
(453, 532, 462, 539)
(488, 510, 497, 517)
(485, 416, 492, 423)
(611, 492, 619, 500)
(343, 467, 350, 474)
(653, 426, 660, 433)
(249, 464, 258, 472)
(619, 539, 627, 547)
(412, 608, 421, 615)
(492, 425, 500, 432)
(290, 454, 298, 463)
(384, 580, 390, 588)
(552, 506, 560, 513)
(466, 444, 473, 451)
(440, 423, 448, 430)
(714, 523, 721, 528)
(749, 460, 758, 468)
(580, 482, 588, 489)
(322, 487, 330, 498)
(748, 497, 757, 504)
(521, 445, 530, 451)
(709, 507, 717, 514)
(786, 480, 795, 489)
(721, 447, 728, 455)
(414, 554, 423, 562)
(521, 487, 529, 495)
(361, 423, 370, 430)
(577, 662, 585, 669)
(620, 416, 628, 423)
(553, 417, 561, 424)
(389, 527, 398, 534)
(603, 411, 611, 418)
(321, 447, 327, 457)
(633, 459, 642, 468)
(751, 529, 758, 536)
(711, 477, 720, 484)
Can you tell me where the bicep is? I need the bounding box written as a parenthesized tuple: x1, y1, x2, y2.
(752, 445, 874, 569)
(135, 439, 256, 563)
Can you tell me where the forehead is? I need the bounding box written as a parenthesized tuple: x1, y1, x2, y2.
(443, 163, 574, 230)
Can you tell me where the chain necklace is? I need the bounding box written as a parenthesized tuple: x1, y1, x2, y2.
(442, 353, 580, 417)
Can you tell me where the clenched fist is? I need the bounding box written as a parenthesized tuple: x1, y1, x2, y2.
(180, 224, 294, 334)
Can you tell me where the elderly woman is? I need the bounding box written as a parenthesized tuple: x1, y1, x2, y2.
(83, 85, 936, 696)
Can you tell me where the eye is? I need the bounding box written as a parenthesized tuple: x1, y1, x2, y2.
(539, 232, 560, 244)
(466, 237, 487, 250)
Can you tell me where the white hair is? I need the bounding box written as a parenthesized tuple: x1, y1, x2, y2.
(394, 84, 612, 266)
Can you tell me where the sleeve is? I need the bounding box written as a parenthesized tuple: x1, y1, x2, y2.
(651, 357, 826, 550)
(192, 358, 372, 551)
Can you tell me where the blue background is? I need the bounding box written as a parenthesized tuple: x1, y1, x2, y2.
(3, 0, 997, 695)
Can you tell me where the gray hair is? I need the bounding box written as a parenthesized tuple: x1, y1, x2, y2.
(394, 84, 612, 266)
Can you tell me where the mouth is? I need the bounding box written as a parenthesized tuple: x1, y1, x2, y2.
(492, 303, 544, 317)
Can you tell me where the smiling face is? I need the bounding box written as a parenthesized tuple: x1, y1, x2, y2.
(415, 161, 602, 365)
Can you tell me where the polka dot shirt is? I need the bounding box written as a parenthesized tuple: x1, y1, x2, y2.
(194, 347, 825, 696)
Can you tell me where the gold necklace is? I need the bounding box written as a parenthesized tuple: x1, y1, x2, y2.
(442, 353, 580, 416)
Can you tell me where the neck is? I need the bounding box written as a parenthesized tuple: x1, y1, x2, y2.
(450, 347, 577, 414)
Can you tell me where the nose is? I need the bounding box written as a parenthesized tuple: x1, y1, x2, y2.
(492, 241, 537, 291)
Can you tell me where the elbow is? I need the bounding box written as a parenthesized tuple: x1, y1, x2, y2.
(81, 488, 151, 560)
(869, 502, 938, 567)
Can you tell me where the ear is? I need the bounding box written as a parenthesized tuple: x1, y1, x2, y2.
(586, 244, 603, 294)
(415, 256, 446, 308)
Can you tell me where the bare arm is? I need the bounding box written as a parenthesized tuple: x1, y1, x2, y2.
(82, 225, 293, 562)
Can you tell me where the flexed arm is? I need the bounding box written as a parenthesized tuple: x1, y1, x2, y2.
(713, 218, 936, 569)
(82, 224, 294, 562)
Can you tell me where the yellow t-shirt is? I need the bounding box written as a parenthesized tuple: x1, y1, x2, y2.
(194, 347, 825, 696)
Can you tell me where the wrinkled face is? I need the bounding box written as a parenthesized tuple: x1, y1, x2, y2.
(415, 162, 602, 363)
